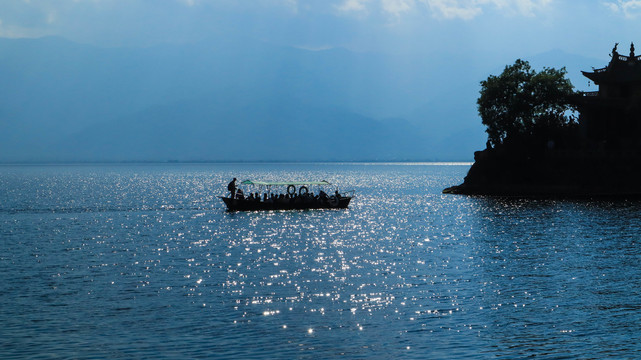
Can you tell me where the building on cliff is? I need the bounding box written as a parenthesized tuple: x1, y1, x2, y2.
(444, 42, 641, 196)
(578, 43, 641, 151)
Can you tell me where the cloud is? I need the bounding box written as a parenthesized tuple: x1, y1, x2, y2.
(336, 0, 415, 21)
(424, 0, 483, 20)
(489, 0, 553, 16)
(178, 0, 198, 6)
(604, 0, 641, 18)
(381, 0, 415, 17)
(424, 0, 552, 20)
(335, 0, 551, 20)
(336, 0, 372, 14)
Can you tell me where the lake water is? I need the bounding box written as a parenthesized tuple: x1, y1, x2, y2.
(2, 163, 641, 359)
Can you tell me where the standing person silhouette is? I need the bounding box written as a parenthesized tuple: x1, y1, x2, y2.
(227, 178, 237, 199)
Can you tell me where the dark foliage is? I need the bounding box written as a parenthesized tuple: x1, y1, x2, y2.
(478, 59, 577, 147)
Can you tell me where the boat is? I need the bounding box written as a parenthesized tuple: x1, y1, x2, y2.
(220, 180, 353, 211)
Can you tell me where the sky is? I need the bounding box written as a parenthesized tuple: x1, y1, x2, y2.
(4, 0, 641, 161)
(2, 0, 641, 62)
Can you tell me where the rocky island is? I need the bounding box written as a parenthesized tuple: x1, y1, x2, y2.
(444, 43, 641, 197)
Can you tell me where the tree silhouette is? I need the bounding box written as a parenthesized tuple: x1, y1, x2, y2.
(478, 59, 576, 147)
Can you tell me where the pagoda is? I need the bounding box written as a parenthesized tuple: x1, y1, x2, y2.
(579, 43, 641, 150)
(443, 42, 641, 196)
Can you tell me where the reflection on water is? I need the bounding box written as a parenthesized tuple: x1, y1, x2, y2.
(1, 164, 641, 359)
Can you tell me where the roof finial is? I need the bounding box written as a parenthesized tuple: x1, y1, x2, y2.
(613, 42, 619, 55)
(631, 42, 636, 58)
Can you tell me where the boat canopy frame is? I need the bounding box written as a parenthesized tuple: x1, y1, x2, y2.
(221, 179, 354, 210)
(238, 179, 354, 198)
(241, 180, 332, 186)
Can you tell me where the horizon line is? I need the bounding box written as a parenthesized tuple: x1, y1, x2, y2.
(0, 160, 473, 166)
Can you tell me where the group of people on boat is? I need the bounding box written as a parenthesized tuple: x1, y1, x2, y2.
(226, 178, 342, 207)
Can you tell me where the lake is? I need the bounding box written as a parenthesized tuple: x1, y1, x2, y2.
(1, 163, 641, 359)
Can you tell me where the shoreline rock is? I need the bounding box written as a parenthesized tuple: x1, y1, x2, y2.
(443, 147, 641, 197)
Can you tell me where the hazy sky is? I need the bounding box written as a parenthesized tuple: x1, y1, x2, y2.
(2, 0, 641, 61)
(4, 0, 641, 161)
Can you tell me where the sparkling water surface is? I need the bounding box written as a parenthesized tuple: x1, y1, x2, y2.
(2, 163, 641, 359)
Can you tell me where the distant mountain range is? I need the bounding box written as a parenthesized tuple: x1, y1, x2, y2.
(0, 37, 606, 162)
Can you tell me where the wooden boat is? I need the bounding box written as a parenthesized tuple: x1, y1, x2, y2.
(220, 180, 353, 211)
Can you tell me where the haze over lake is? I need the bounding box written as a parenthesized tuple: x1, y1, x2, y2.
(0, 2, 633, 163)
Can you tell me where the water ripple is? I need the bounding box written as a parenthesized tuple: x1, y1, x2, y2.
(2, 164, 641, 359)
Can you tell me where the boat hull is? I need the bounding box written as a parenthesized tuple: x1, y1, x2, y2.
(220, 196, 351, 211)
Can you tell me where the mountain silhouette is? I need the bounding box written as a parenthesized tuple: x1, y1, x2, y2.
(0, 37, 596, 162)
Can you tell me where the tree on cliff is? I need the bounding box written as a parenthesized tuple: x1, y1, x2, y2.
(478, 59, 576, 147)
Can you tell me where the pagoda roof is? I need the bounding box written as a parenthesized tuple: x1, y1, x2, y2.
(583, 51, 641, 84)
